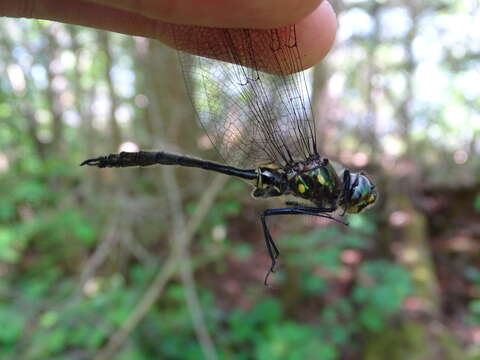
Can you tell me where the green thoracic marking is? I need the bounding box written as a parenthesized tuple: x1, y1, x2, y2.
(316, 167, 333, 189)
(295, 176, 310, 194)
(317, 172, 326, 185)
(297, 176, 309, 188)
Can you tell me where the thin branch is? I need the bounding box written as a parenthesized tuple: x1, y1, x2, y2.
(144, 39, 218, 360)
(72, 216, 121, 299)
(94, 174, 227, 360)
(161, 164, 218, 360)
(120, 230, 156, 264)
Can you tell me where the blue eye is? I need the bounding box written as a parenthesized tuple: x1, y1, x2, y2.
(342, 173, 377, 214)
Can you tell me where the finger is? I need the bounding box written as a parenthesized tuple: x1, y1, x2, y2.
(88, 0, 324, 29)
(1, 0, 336, 72)
(294, 0, 337, 69)
(0, 0, 160, 39)
(161, 1, 337, 72)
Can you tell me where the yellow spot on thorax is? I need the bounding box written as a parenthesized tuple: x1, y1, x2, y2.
(298, 183, 306, 193)
(317, 174, 326, 185)
(296, 176, 309, 194)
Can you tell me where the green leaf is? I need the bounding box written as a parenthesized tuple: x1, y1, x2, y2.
(40, 311, 59, 328)
(0, 228, 22, 263)
(359, 306, 384, 332)
(469, 300, 480, 314)
(352, 261, 412, 332)
(0, 201, 15, 221)
(0, 306, 25, 343)
(45, 329, 67, 353)
(474, 193, 480, 213)
(13, 180, 50, 204)
(303, 274, 327, 294)
(256, 322, 337, 360)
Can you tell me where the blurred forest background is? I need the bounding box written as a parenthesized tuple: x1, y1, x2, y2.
(1, 0, 480, 359)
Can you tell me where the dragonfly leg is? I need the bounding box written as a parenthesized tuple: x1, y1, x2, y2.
(260, 206, 341, 286)
(285, 201, 337, 210)
(260, 212, 280, 286)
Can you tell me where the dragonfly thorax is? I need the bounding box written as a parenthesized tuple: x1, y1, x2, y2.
(251, 158, 342, 209)
(287, 158, 341, 208)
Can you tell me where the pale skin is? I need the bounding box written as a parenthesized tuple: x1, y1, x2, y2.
(0, 0, 337, 72)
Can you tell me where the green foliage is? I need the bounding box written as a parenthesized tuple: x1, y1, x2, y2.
(281, 217, 374, 294)
(0, 158, 96, 265)
(353, 261, 412, 331)
(234, 217, 412, 357)
(363, 320, 466, 360)
(0, 185, 411, 360)
(0, 268, 156, 360)
(465, 267, 480, 325)
(1, 9, 475, 359)
(0, 305, 25, 351)
(137, 291, 340, 360)
(474, 193, 480, 213)
(187, 181, 244, 227)
(255, 322, 337, 360)
(468, 300, 480, 325)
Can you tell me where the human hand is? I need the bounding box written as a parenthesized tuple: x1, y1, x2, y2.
(1, 0, 337, 71)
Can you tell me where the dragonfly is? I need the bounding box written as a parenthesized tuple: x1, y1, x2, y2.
(81, 25, 378, 285)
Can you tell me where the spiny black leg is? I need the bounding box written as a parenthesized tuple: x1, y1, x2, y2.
(261, 213, 280, 286)
(283, 203, 348, 225)
(260, 206, 345, 286)
(285, 201, 337, 212)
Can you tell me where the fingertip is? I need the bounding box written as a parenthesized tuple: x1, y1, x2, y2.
(295, 1, 337, 69)
(236, 0, 325, 29)
(100, 0, 325, 29)
(157, 1, 337, 72)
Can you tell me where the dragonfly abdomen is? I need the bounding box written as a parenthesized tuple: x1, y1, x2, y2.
(81, 151, 258, 180)
(251, 167, 288, 198)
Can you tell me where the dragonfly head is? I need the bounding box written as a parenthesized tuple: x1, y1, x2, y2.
(339, 171, 378, 214)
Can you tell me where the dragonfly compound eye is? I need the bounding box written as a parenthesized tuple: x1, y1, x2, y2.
(344, 174, 378, 214)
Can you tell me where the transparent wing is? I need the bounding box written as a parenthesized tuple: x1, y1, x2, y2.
(173, 25, 317, 168)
